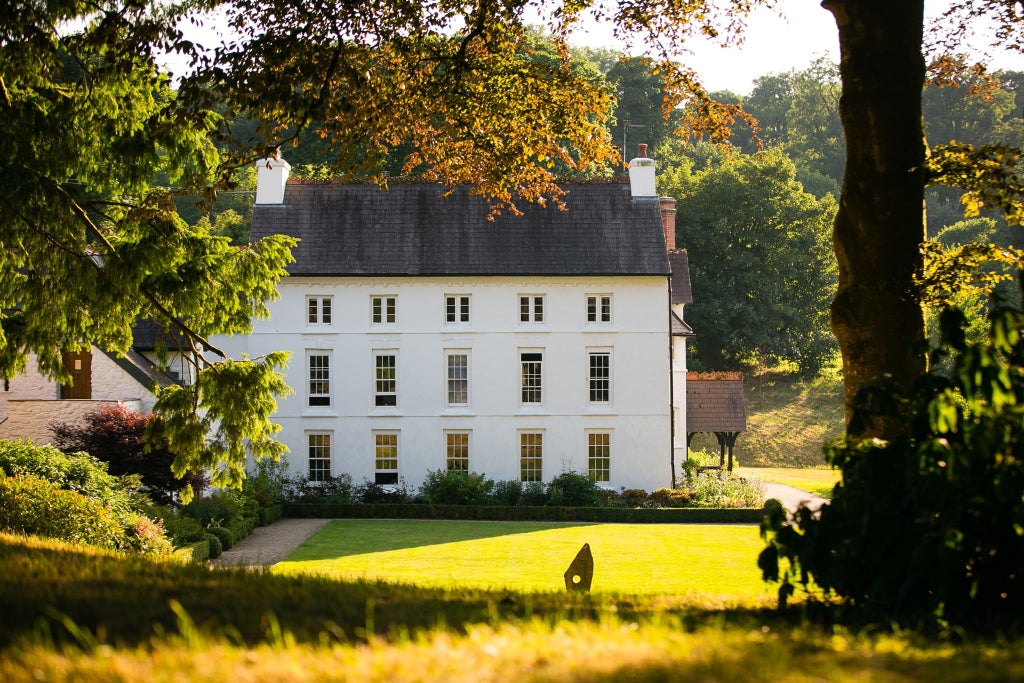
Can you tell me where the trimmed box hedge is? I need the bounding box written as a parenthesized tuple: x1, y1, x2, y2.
(282, 503, 766, 524)
(170, 539, 210, 564)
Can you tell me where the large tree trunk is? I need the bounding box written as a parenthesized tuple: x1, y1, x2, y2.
(823, 0, 928, 439)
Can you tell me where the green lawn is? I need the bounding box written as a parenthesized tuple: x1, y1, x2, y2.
(738, 466, 841, 498)
(274, 520, 775, 600)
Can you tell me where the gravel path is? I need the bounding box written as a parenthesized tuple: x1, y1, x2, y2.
(212, 518, 331, 568)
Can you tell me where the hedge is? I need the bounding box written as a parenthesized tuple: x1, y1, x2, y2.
(170, 539, 210, 564)
(282, 502, 766, 524)
(258, 504, 283, 527)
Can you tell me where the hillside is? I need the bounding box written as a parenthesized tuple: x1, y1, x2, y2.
(690, 367, 845, 468)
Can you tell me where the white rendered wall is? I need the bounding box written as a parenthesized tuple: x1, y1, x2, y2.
(671, 302, 689, 481)
(214, 275, 675, 492)
(0, 350, 157, 444)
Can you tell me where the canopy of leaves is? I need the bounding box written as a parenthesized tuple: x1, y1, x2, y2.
(0, 2, 296, 496)
(660, 145, 837, 375)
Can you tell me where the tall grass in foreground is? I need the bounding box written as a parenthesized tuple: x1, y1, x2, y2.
(2, 533, 1023, 682)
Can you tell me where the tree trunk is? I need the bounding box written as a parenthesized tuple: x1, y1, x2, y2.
(823, 0, 928, 439)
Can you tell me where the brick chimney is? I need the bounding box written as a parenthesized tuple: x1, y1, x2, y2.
(255, 147, 291, 205)
(628, 143, 656, 198)
(659, 196, 677, 251)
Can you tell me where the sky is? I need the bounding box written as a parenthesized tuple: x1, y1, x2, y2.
(169, 1, 1018, 97)
(564, 0, 1019, 95)
(566, 0, 840, 94)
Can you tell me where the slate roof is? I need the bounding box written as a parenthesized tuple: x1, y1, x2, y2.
(686, 373, 746, 433)
(671, 310, 694, 336)
(100, 348, 180, 391)
(669, 250, 693, 305)
(251, 182, 672, 277)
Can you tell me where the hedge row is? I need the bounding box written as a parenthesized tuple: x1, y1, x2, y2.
(283, 502, 767, 524)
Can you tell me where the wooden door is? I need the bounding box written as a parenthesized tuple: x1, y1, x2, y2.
(60, 350, 92, 399)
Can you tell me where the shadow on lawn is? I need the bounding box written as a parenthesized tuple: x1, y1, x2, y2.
(290, 519, 596, 561)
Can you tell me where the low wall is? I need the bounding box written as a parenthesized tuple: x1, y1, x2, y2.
(0, 399, 143, 445)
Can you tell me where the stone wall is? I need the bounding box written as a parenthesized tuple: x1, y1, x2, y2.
(0, 399, 143, 445)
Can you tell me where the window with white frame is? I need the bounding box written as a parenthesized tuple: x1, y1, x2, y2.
(588, 350, 611, 403)
(307, 296, 333, 325)
(307, 351, 331, 406)
(446, 351, 469, 407)
(520, 431, 543, 482)
(374, 351, 397, 407)
(446, 431, 470, 471)
(371, 295, 397, 325)
(445, 294, 470, 323)
(307, 432, 332, 481)
(520, 350, 543, 405)
(519, 294, 544, 323)
(374, 431, 399, 485)
(587, 431, 611, 483)
(586, 294, 612, 323)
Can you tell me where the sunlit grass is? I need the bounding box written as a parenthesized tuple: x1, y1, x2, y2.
(274, 520, 776, 600)
(4, 617, 1024, 683)
(738, 467, 841, 498)
(2, 532, 1023, 682)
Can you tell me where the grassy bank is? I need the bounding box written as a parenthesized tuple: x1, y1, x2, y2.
(690, 367, 845, 468)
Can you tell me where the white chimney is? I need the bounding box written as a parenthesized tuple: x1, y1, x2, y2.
(255, 148, 291, 205)
(628, 143, 657, 198)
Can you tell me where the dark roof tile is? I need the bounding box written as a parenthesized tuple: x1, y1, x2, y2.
(252, 182, 671, 276)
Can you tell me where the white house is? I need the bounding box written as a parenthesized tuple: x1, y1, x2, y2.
(215, 146, 694, 491)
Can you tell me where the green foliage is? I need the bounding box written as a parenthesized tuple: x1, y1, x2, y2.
(182, 489, 257, 528)
(490, 479, 523, 506)
(357, 481, 414, 505)
(519, 481, 550, 506)
(545, 471, 602, 507)
(284, 474, 357, 504)
(207, 525, 234, 551)
(419, 469, 495, 505)
(659, 145, 838, 375)
(120, 513, 174, 555)
(204, 532, 223, 559)
(0, 475, 123, 549)
(243, 457, 291, 507)
(0, 5, 298, 496)
(51, 404, 205, 506)
(761, 299, 1024, 630)
(161, 514, 207, 547)
(672, 469, 765, 508)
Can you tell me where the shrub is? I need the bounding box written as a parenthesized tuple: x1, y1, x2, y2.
(162, 514, 207, 546)
(205, 532, 223, 559)
(285, 474, 356, 504)
(546, 471, 601, 507)
(490, 480, 522, 506)
(244, 457, 290, 507)
(182, 490, 243, 527)
(761, 303, 1024, 630)
(519, 481, 549, 506)
(621, 488, 648, 508)
(0, 440, 125, 506)
(357, 480, 412, 504)
(50, 404, 206, 505)
(121, 513, 173, 555)
(646, 488, 691, 508)
(0, 474, 123, 549)
(419, 469, 494, 505)
(207, 525, 234, 550)
(674, 469, 765, 508)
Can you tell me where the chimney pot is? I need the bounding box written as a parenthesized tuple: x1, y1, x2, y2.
(255, 149, 291, 205)
(628, 143, 656, 198)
